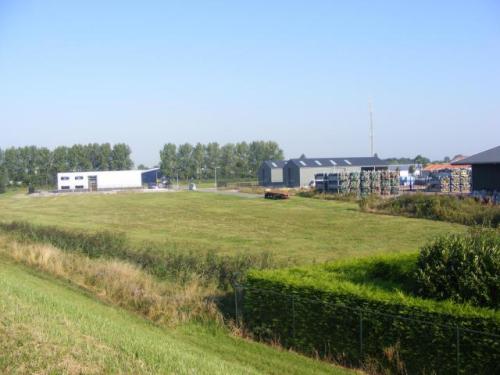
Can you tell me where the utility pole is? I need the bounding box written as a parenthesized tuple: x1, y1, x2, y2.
(214, 167, 219, 190)
(369, 99, 374, 157)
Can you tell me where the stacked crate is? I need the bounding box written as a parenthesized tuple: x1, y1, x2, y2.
(349, 172, 360, 194)
(450, 170, 461, 193)
(380, 170, 391, 195)
(360, 171, 372, 196)
(439, 175, 451, 192)
(459, 169, 471, 193)
(370, 171, 381, 195)
(390, 171, 400, 195)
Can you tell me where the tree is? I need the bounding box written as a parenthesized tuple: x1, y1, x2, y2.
(299, 153, 306, 159)
(204, 142, 220, 179)
(111, 143, 133, 170)
(414, 155, 430, 166)
(220, 143, 236, 178)
(192, 143, 206, 179)
(0, 166, 7, 193)
(408, 165, 416, 175)
(137, 164, 148, 170)
(177, 143, 194, 179)
(234, 142, 250, 177)
(160, 143, 177, 177)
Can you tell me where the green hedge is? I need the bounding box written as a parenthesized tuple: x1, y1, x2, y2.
(244, 264, 500, 374)
(415, 230, 499, 309)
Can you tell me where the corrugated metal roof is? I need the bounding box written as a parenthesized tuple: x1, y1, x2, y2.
(287, 157, 387, 168)
(452, 145, 500, 165)
(263, 160, 287, 169)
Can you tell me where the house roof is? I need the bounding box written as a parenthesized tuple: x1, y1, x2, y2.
(287, 156, 387, 168)
(452, 145, 500, 165)
(263, 160, 287, 169)
(423, 163, 469, 172)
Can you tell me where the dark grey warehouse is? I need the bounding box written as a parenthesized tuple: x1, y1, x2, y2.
(453, 145, 500, 192)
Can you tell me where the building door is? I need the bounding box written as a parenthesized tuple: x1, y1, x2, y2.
(88, 176, 97, 191)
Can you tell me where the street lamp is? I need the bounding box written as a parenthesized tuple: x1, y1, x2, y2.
(214, 167, 219, 190)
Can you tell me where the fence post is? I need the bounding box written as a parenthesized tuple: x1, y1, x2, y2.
(456, 325, 460, 375)
(359, 310, 364, 363)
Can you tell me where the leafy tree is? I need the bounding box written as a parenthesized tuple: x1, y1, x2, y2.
(204, 142, 220, 178)
(192, 143, 205, 179)
(160, 143, 177, 177)
(137, 164, 148, 170)
(111, 143, 133, 170)
(177, 143, 194, 179)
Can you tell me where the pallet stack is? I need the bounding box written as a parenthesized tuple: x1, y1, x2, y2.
(390, 171, 399, 195)
(439, 175, 451, 193)
(349, 172, 360, 194)
(459, 169, 471, 193)
(450, 170, 461, 193)
(370, 171, 381, 195)
(380, 170, 392, 195)
(360, 171, 372, 196)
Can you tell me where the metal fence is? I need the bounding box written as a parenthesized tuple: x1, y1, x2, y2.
(231, 284, 500, 375)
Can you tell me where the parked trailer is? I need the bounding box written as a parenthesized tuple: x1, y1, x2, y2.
(264, 191, 289, 200)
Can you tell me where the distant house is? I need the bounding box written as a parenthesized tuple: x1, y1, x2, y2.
(452, 145, 500, 192)
(258, 160, 287, 186)
(57, 168, 160, 191)
(283, 157, 389, 188)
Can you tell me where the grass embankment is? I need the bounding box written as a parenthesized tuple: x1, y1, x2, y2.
(0, 239, 354, 375)
(0, 190, 465, 262)
(360, 194, 500, 227)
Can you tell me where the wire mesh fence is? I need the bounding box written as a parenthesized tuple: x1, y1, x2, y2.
(232, 284, 500, 375)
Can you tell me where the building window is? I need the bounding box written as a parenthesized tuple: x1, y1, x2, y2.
(75, 185, 84, 189)
(61, 186, 70, 190)
(60, 176, 69, 181)
(75, 176, 84, 180)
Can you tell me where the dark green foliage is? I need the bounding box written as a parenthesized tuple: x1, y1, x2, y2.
(415, 230, 500, 308)
(2, 143, 133, 187)
(360, 193, 500, 227)
(159, 140, 284, 180)
(0, 167, 7, 194)
(0, 221, 280, 289)
(244, 263, 500, 374)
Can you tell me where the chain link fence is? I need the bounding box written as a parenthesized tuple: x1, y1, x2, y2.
(231, 284, 500, 374)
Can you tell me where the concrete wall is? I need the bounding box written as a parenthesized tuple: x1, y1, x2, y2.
(57, 170, 143, 191)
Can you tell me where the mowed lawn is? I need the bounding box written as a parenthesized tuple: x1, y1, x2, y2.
(0, 258, 352, 375)
(0, 190, 465, 262)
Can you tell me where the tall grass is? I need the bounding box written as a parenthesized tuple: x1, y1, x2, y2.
(0, 236, 221, 326)
(0, 221, 284, 289)
(360, 193, 500, 227)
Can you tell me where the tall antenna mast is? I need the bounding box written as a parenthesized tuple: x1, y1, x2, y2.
(369, 99, 374, 156)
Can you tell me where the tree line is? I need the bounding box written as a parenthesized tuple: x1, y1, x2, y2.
(0, 143, 133, 187)
(160, 141, 284, 180)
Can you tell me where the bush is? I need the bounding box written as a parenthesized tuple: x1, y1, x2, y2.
(244, 263, 500, 374)
(0, 221, 282, 289)
(360, 193, 500, 227)
(415, 230, 500, 309)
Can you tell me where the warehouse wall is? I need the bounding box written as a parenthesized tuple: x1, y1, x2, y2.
(271, 168, 283, 184)
(57, 171, 143, 191)
(472, 164, 500, 191)
(299, 166, 360, 187)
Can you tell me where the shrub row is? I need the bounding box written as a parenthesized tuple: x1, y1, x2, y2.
(0, 221, 280, 289)
(244, 264, 500, 374)
(415, 229, 499, 309)
(360, 193, 500, 227)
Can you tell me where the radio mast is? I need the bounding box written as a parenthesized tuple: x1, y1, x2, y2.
(369, 99, 374, 156)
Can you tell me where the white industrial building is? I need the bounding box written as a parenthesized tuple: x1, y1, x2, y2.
(57, 168, 160, 191)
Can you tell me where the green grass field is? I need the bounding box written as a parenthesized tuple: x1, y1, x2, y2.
(0, 257, 353, 375)
(0, 190, 465, 262)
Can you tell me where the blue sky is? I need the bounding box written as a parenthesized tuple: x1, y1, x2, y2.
(1, 0, 499, 166)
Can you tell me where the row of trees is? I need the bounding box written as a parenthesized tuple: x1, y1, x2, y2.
(0, 143, 133, 187)
(160, 141, 284, 180)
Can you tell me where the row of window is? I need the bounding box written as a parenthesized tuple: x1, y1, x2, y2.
(60, 176, 84, 181)
(61, 185, 85, 190)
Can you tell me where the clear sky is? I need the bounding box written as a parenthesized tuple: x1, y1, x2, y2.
(1, 0, 499, 166)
